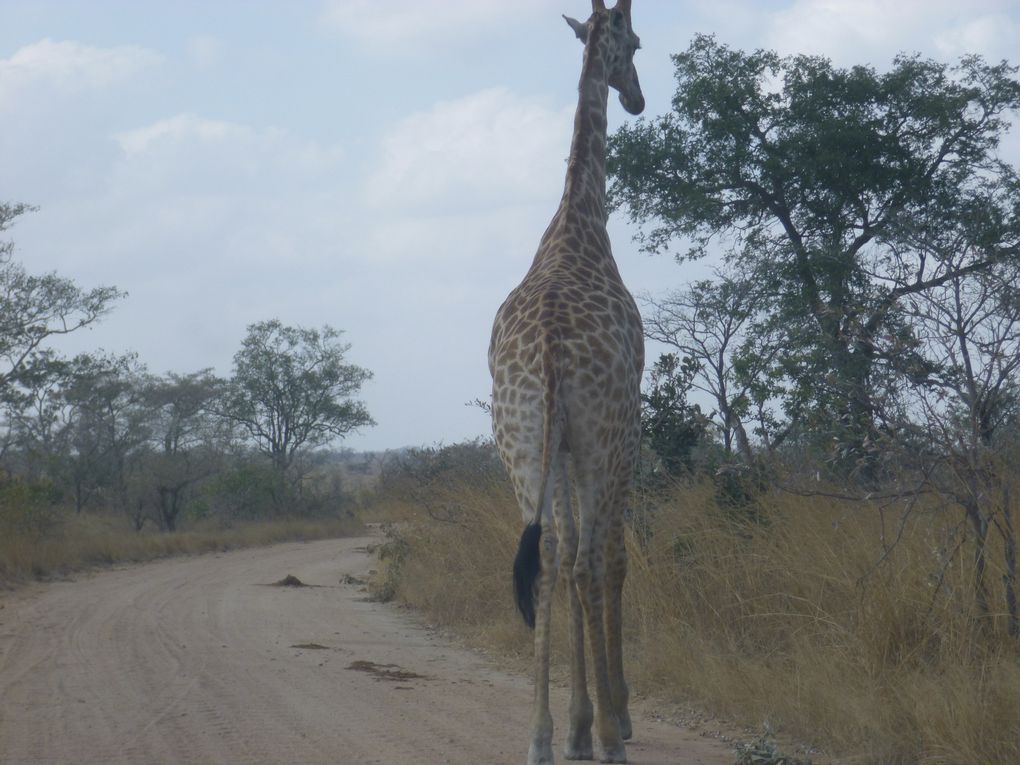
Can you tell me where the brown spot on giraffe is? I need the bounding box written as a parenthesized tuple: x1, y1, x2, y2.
(488, 2, 644, 763)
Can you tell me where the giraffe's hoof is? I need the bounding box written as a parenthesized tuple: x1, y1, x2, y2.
(599, 746, 626, 764)
(619, 715, 632, 741)
(564, 733, 594, 760)
(564, 750, 594, 761)
(529, 740, 555, 765)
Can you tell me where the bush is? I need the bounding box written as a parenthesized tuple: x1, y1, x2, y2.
(0, 478, 63, 540)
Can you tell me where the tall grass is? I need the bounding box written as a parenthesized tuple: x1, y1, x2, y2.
(0, 511, 363, 588)
(368, 476, 1020, 764)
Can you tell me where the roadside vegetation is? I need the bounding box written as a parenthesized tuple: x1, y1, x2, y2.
(0, 201, 375, 588)
(0, 511, 362, 585)
(365, 441, 1020, 765)
(365, 42, 1020, 765)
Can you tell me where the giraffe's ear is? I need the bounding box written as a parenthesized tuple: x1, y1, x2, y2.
(563, 15, 587, 43)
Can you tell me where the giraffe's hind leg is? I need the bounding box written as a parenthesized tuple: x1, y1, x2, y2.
(573, 482, 626, 763)
(557, 460, 594, 761)
(493, 382, 563, 765)
(528, 519, 559, 765)
(510, 444, 560, 765)
(604, 513, 631, 740)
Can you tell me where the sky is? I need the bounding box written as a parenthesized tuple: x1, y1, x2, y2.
(2, 0, 1020, 452)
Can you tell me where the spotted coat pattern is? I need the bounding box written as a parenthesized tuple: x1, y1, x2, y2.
(488, 3, 644, 763)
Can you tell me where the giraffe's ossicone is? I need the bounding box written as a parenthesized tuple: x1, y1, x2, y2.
(488, 3, 644, 764)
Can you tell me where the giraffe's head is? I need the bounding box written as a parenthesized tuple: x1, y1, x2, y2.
(564, 0, 644, 115)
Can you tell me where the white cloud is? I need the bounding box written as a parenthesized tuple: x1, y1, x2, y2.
(22, 109, 352, 383)
(366, 87, 572, 212)
(767, 0, 924, 61)
(319, 0, 546, 51)
(934, 14, 1020, 61)
(115, 113, 257, 155)
(765, 0, 1018, 65)
(0, 38, 162, 111)
(113, 113, 344, 192)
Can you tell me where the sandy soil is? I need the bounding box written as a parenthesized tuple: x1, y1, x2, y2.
(0, 536, 733, 765)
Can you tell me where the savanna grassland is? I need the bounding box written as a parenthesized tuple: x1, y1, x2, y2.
(0, 508, 362, 587)
(365, 441, 1020, 765)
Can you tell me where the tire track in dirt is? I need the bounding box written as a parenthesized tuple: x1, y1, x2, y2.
(0, 536, 732, 764)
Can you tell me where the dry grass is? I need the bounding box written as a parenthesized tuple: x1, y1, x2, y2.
(368, 476, 527, 649)
(0, 511, 363, 588)
(368, 477, 1020, 765)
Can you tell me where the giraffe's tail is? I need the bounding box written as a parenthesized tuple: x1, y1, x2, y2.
(512, 337, 562, 630)
(513, 523, 541, 629)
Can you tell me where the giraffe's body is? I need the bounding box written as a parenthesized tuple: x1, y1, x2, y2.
(488, 3, 644, 763)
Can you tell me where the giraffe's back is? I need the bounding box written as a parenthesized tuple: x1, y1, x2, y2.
(489, 230, 644, 493)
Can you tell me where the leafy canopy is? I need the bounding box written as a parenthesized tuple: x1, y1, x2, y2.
(608, 36, 1020, 461)
(0, 203, 123, 393)
(224, 319, 374, 472)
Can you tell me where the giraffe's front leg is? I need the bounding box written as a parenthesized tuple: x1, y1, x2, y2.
(529, 526, 559, 765)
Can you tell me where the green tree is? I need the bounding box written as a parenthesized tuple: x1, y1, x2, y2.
(0, 203, 123, 394)
(61, 352, 150, 516)
(608, 37, 1020, 475)
(641, 353, 708, 477)
(140, 370, 227, 531)
(222, 320, 374, 501)
(3, 350, 76, 477)
(643, 273, 780, 459)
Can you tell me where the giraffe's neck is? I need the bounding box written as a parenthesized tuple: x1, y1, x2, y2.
(560, 23, 610, 223)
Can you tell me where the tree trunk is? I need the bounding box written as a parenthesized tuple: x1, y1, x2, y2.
(156, 485, 181, 531)
(727, 409, 754, 463)
(74, 479, 86, 514)
(1002, 484, 1018, 638)
(130, 498, 147, 532)
(966, 501, 991, 622)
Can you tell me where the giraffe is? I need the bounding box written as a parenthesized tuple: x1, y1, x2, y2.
(488, 2, 644, 763)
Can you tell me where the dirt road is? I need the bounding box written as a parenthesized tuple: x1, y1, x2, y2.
(0, 536, 732, 764)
